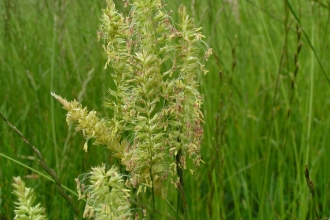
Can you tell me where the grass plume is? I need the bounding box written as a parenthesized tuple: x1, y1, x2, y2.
(12, 176, 48, 220)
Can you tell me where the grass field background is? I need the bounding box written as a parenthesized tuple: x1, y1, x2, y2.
(1, 0, 330, 219)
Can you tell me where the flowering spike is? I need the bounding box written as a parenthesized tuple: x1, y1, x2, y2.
(12, 176, 48, 220)
(52, 0, 211, 199)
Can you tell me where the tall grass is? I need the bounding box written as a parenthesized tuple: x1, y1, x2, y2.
(1, 0, 330, 219)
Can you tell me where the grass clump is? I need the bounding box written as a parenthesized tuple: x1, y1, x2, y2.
(52, 0, 210, 218)
(8, 0, 211, 219)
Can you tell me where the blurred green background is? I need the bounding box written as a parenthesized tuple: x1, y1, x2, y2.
(1, 0, 330, 219)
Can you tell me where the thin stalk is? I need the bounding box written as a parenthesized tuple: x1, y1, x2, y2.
(147, 100, 156, 219)
(50, 14, 60, 175)
(149, 166, 156, 219)
(306, 19, 315, 164)
(304, 165, 320, 219)
(176, 148, 188, 220)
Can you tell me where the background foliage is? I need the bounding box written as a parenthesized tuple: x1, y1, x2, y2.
(1, 0, 330, 219)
